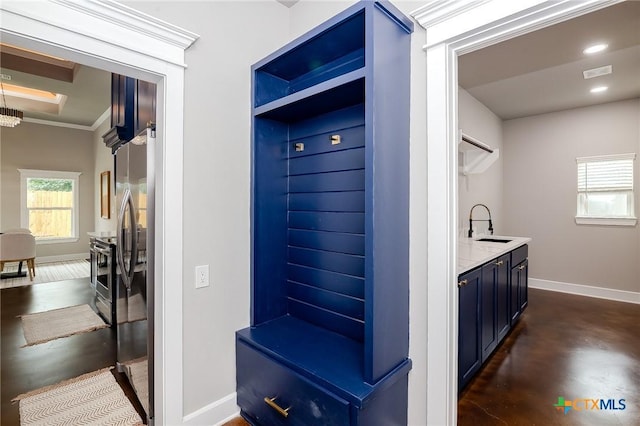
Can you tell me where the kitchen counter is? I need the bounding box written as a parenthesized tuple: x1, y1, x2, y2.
(458, 235, 531, 275)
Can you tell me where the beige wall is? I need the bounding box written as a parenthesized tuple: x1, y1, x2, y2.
(458, 88, 504, 237)
(503, 98, 640, 292)
(92, 118, 116, 233)
(0, 121, 95, 259)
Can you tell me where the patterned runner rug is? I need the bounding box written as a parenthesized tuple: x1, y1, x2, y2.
(12, 368, 143, 426)
(20, 304, 108, 347)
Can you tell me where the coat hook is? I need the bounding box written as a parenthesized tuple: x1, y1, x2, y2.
(294, 142, 304, 152)
(331, 134, 341, 145)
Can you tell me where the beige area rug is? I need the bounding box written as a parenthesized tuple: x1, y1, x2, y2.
(20, 304, 108, 347)
(12, 368, 143, 426)
(126, 359, 149, 417)
(1, 260, 90, 290)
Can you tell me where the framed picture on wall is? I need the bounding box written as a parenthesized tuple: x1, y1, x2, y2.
(100, 171, 110, 219)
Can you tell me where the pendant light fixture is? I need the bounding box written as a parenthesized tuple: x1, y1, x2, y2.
(0, 82, 24, 128)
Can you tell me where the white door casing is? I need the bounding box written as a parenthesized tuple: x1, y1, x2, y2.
(0, 1, 199, 424)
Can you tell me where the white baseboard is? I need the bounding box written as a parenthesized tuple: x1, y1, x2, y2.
(36, 253, 88, 264)
(529, 278, 640, 304)
(183, 392, 239, 426)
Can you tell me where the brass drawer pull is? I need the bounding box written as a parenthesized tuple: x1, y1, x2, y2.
(495, 260, 504, 266)
(458, 279, 468, 288)
(264, 396, 290, 418)
(518, 264, 526, 271)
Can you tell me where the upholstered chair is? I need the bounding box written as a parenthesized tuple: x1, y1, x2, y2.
(0, 231, 37, 280)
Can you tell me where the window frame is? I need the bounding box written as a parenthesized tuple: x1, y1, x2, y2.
(19, 169, 82, 244)
(575, 153, 636, 227)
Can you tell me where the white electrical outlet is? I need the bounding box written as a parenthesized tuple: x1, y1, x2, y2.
(195, 265, 210, 288)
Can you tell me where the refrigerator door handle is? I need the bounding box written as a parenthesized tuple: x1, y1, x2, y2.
(117, 188, 138, 290)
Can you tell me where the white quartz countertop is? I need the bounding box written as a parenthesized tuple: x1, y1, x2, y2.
(458, 235, 531, 275)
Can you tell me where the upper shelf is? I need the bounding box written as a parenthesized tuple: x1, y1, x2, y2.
(254, 11, 365, 108)
(459, 132, 499, 175)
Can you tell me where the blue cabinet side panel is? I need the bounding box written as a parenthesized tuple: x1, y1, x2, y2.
(481, 263, 498, 362)
(364, 5, 411, 383)
(252, 117, 289, 325)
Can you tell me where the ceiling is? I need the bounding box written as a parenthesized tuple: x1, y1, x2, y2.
(1, 1, 637, 128)
(0, 44, 111, 129)
(459, 1, 640, 120)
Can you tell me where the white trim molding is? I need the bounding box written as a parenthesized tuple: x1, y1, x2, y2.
(530, 278, 640, 305)
(411, 0, 625, 424)
(575, 217, 637, 226)
(183, 392, 238, 426)
(1, 2, 199, 425)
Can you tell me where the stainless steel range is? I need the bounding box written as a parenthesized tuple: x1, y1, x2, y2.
(89, 236, 117, 326)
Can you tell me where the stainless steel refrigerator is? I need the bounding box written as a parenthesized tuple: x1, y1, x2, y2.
(115, 128, 154, 423)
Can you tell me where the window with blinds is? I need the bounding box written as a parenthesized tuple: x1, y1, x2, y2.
(576, 153, 636, 225)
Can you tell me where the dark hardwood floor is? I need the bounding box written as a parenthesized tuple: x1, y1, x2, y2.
(4, 282, 637, 425)
(458, 288, 640, 425)
(1, 278, 145, 425)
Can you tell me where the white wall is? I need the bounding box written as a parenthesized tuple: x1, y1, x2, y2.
(458, 88, 504, 237)
(0, 121, 95, 259)
(92, 117, 117, 233)
(122, 0, 290, 420)
(503, 98, 640, 293)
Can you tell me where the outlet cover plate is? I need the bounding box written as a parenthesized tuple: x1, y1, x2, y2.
(195, 264, 209, 288)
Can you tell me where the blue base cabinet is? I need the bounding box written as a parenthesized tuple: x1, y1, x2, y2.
(459, 245, 528, 392)
(236, 2, 413, 424)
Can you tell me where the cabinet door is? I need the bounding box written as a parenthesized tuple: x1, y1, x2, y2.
(510, 259, 528, 323)
(496, 254, 511, 341)
(518, 259, 528, 312)
(480, 262, 498, 362)
(135, 79, 156, 137)
(458, 268, 481, 391)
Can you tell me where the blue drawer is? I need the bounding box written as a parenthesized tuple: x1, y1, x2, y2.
(237, 341, 350, 425)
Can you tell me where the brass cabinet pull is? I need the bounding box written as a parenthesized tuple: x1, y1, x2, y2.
(458, 279, 468, 288)
(495, 260, 504, 266)
(264, 396, 290, 418)
(518, 264, 526, 271)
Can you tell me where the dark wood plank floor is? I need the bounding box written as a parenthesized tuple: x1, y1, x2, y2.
(1, 278, 145, 425)
(458, 288, 640, 425)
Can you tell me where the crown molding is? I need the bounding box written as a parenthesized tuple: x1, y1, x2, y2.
(411, 0, 492, 29)
(2, 0, 199, 69)
(21, 108, 110, 131)
(52, 0, 199, 50)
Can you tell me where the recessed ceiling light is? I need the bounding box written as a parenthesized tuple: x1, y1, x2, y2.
(583, 43, 608, 55)
(590, 86, 608, 94)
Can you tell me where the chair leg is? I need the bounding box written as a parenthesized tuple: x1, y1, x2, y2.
(0, 261, 4, 272)
(27, 259, 35, 281)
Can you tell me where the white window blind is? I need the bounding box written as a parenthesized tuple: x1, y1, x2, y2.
(576, 153, 636, 225)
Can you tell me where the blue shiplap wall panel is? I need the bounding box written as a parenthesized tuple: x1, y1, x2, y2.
(288, 229, 364, 255)
(288, 211, 364, 233)
(288, 299, 364, 342)
(287, 281, 364, 320)
(287, 264, 364, 299)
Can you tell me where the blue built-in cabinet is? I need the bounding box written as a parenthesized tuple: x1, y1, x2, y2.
(236, 2, 413, 425)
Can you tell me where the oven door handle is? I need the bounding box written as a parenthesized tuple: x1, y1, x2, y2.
(95, 247, 112, 256)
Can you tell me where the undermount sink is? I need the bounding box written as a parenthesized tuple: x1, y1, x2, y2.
(476, 237, 512, 243)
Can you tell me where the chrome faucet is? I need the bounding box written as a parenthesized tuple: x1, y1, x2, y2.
(468, 203, 493, 238)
